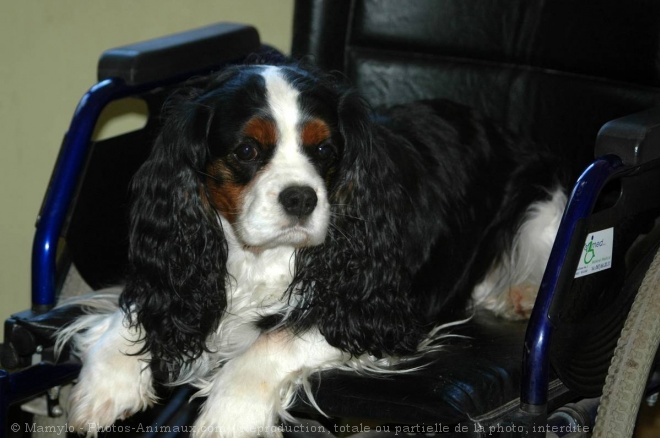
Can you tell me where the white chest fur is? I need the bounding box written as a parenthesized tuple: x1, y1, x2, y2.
(225, 239, 296, 309)
(210, 218, 297, 359)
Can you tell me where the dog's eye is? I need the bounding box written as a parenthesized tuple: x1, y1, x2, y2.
(315, 142, 337, 162)
(234, 144, 260, 162)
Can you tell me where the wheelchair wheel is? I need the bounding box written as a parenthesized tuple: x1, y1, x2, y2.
(593, 245, 660, 438)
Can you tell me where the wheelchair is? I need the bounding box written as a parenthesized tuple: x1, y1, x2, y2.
(3, 1, 660, 436)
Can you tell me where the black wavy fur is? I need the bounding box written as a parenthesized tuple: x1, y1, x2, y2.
(120, 63, 564, 375)
(287, 95, 563, 358)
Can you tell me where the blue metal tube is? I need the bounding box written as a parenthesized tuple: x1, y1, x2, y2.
(0, 362, 81, 437)
(31, 78, 129, 310)
(521, 155, 624, 408)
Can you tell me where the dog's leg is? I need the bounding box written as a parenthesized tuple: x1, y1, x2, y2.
(67, 309, 156, 433)
(472, 188, 567, 319)
(194, 329, 343, 438)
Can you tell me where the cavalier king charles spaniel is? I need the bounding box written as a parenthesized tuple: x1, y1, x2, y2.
(57, 64, 567, 436)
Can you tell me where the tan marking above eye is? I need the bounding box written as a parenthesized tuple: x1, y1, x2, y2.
(243, 117, 277, 146)
(301, 119, 331, 146)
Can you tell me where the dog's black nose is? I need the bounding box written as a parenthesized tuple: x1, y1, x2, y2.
(279, 186, 318, 218)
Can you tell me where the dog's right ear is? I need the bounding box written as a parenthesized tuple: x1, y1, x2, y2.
(119, 82, 229, 378)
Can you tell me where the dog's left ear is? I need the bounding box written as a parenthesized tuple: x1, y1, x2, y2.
(290, 88, 425, 358)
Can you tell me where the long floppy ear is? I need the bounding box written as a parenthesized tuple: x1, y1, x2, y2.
(290, 88, 425, 358)
(119, 87, 228, 377)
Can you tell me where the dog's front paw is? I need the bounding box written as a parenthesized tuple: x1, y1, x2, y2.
(67, 358, 155, 434)
(508, 284, 538, 319)
(193, 393, 280, 438)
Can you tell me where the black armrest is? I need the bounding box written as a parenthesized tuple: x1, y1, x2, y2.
(2, 305, 84, 369)
(596, 106, 660, 166)
(98, 22, 260, 86)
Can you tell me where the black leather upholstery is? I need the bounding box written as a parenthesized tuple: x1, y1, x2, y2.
(293, 0, 660, 177)
(295, 311, 574, 425)
(98, 23, 259, 86)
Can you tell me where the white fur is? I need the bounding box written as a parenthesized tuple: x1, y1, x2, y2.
(194, 329, 344, 438)
(471, 187, 567, 318)
(56, 293, 156, 433)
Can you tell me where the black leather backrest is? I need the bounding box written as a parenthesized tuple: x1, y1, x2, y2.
(292, 0, 660, 172)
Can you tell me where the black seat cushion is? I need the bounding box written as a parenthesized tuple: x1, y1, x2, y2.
(293, 311, 561, 425)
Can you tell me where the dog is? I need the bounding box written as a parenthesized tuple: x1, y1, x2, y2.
(56, 63, 567, 437)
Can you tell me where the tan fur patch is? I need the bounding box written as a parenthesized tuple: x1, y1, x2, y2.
(301, 119, 331, 146)
(243, 117, 277, 146)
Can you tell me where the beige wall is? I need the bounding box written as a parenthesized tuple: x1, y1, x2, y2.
(0, 0, 294, 338)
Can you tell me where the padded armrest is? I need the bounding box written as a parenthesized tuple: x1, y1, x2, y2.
(98, 22, 260, 86)
(2, 305, 84, 368)
(596, 106, 660, 166)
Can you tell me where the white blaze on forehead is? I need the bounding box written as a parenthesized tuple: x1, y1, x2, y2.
(261, 66, 301, 155)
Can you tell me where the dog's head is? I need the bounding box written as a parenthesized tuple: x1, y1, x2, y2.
(119, 65, 372, 373)
(201, 65, 345, 249)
